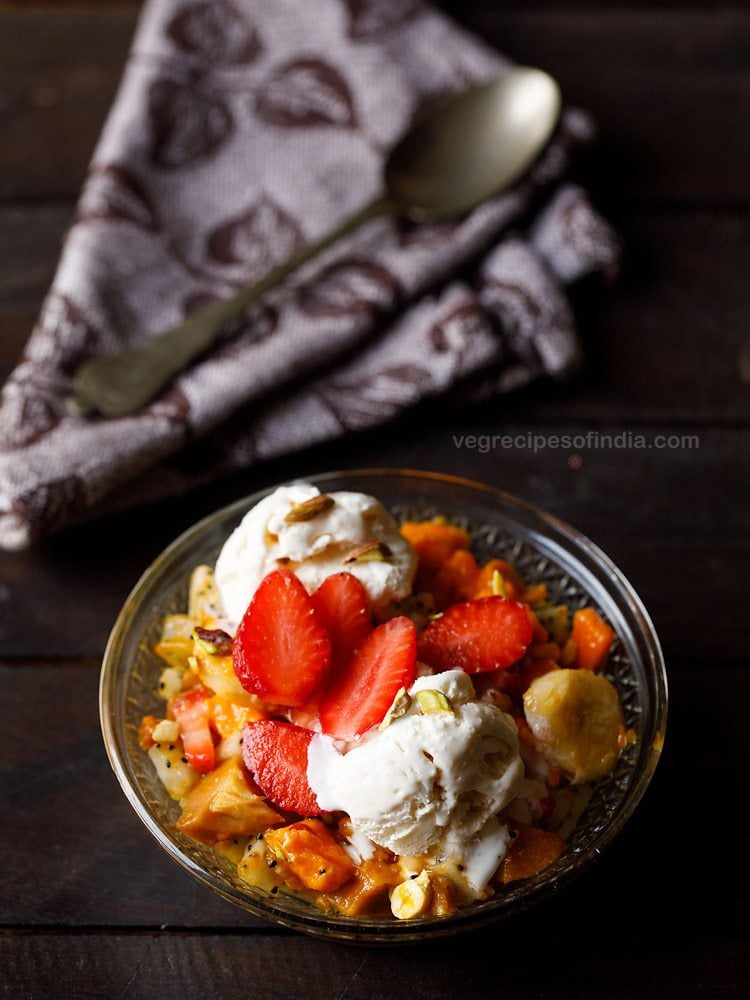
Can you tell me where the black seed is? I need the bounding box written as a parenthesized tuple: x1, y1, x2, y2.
(181, 757, 188, 763)
(268, 860, 277, 868)
(318, 869, 326, 875)
(271, 887, 278, 894)
(457, 864, 464, 871)
(168, 744, 175, 751)
(166, 761, 171, 768)
(155, 743, 161, 749)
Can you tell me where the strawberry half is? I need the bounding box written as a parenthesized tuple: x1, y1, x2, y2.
(319, 616, 417, 739)
(241, 719, 321, 816)
(418, 595, 533, 674)
(311, 572, 372, 681)
(171, 687, 216, 773)
(233, 570, 331, 707)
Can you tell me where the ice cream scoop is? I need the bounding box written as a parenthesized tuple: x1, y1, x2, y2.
(214, 483, 416, 625)
(307, 670, 523, 882)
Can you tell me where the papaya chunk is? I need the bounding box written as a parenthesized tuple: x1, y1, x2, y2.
(264, 819, 355, 893)
(177, 756, 282, 845)
(498, 824, 565, 884)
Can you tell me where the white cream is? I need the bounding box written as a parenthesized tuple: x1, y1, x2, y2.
(214, 484, 416, 625)
(306, 670, 524, 888)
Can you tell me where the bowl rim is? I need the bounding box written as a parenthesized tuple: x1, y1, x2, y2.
(100, 467, 668, 941)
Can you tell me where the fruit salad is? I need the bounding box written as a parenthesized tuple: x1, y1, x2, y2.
(140, 485, 632, 920)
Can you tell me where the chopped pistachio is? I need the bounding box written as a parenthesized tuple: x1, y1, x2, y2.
(265, 840, 288, 862)
(415, 690, 454, 715)
(284, 494, 335, 523)
(342, 540, 392, 564)
(491, 570, 507, 597)
(379, 687, 412, 730)
(192, 626, 233, 656)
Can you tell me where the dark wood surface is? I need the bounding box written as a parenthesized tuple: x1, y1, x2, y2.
(1, 2, 747, 997)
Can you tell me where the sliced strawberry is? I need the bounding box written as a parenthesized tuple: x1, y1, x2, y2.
(319, 616, 417, 739)
(311, 572, 372, 681)
(241, 719, 321, 816)
(233, 570, 331, 707)
(171, 687, 216, 773)
(418, 596, 533, 674)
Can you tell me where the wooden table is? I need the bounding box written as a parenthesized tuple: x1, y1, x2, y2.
(1, 2, 747, 997)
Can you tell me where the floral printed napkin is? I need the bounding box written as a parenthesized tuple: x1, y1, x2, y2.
(0, 0, 619, 549)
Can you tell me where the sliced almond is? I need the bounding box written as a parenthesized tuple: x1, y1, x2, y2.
(283, 494, 335, 523)
(342, 540, 392, 564)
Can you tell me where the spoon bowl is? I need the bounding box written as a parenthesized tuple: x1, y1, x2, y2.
(386, 68, 561, 220)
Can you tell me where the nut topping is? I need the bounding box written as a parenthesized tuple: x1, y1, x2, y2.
(284, 494, 335, 523)
(342, 540, 392, 564)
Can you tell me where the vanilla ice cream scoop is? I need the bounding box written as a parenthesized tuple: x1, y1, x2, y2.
(307, 671, 524, 871)
(214, 484, 416, 625)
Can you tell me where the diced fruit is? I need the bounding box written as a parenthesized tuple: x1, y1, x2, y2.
(188, 564, 222, 623)
(238, 836, 281, 893)
(171, 687, 216, 774)
(523, 669, 624, 783)
(390, 870, 432, 919)
(158, 666, 184, 701)
(147, 742, 199, 800)
(176, 757, 283, 845)
(535, 604, 570, 647)
(311, 572, 372, 679)
(571, 608, 615, 671)
(207, 694, 265, 740)
(264, 819, 355, 892)
(430, 549, 480, 610)
(242, 720, 321, 816)
(151, 718, 180, 742)
(319, 617, 417, 739)
(498, 824, 565, 883)
(154, 636, 194, 669)
(501, 657, 560, 699)
(472, 559, 525, 599)
(400, 518, 471, 600)
(418, 596, 533, 674)
(323, 847, 403, 916)
(192, 641, 250, 700)
(400, 518, 470, 572)
(233, 570, 331, 707)
(138, 715, 159, 750)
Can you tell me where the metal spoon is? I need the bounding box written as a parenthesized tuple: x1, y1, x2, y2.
(72, 67, 561, 417)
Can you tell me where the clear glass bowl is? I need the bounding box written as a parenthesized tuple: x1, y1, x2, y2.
(100, 469, 667, 942)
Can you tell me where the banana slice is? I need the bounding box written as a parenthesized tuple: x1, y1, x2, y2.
(523, 669, 624, 783)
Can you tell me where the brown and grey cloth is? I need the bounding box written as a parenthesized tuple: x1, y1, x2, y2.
(0, 0, 619, 549)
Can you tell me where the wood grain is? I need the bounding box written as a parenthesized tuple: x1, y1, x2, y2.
(2, 930, 748, 1000)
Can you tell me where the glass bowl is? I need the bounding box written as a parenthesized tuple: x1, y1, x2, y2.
(100, 469, 667, 942)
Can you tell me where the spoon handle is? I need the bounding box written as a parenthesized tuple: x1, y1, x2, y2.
(72, 193, 393, 418)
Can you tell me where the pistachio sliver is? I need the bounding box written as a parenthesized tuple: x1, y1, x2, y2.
(192, 626, 233, 656)
(379, 687, 412, 730)
(342, 540, 392, 564)
(491, 570, 507, 597)
(284, 494, 335, 523)
(415, 690, 454, 715)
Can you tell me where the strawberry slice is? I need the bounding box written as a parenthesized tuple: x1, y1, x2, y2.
(233, 570, 331, 707)
(319, 616, 417, 739)
(241, 719, 321, 816)
(311, 572, 372, 681)
(418, 596, 533, 674)
(171, 687, 216, 773)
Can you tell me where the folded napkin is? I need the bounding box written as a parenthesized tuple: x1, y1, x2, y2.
(0, 0, 619, 549)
